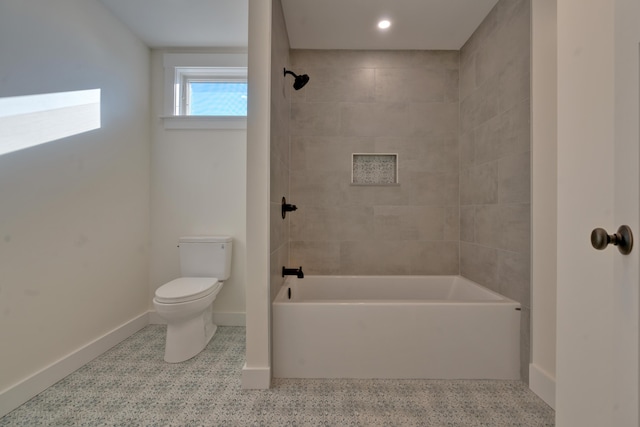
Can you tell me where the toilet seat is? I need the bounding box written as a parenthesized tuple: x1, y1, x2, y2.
(155, 278, 221, 304)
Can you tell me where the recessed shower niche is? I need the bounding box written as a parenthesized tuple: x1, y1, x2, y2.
(351, 153, 398, 185)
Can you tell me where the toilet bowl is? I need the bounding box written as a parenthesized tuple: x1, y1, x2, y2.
(154, 277, 223, 363)
(154, 236, 232, 363)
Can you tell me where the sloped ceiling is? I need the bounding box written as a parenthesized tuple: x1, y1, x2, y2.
(98, 0, 248, 48)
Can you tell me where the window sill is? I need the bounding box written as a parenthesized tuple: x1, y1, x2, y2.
(160, 116, 247, 130)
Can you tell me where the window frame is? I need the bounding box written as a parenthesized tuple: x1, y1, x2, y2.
(162, 53, 247, 130)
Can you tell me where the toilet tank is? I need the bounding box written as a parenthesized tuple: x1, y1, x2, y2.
(178, 236, 232, 280)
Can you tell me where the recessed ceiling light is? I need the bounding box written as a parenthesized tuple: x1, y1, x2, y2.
(377, 19, 391, 30)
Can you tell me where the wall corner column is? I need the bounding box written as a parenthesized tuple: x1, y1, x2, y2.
(243, 0, 272, 389)
(530, 0, 557, 409)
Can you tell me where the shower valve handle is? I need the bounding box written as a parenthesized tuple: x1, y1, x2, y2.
(281, 197, 298, 219)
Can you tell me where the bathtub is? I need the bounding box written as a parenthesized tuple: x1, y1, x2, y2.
(272, 275, 520, 379)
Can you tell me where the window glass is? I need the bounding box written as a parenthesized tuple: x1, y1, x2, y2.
(188, 82, 247, 116)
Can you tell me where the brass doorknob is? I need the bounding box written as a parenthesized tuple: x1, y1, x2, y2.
(591, 225, 634, 255)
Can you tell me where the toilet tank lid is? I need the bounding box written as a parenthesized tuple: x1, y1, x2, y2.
(179, 236, 232, 243)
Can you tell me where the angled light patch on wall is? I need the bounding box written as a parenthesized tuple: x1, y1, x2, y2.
(0, 89, 101, 156)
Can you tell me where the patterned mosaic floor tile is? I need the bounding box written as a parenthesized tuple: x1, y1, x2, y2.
(0, 325, 554, 426)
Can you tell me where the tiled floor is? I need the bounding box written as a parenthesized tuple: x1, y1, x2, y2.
(0, 325, 554, 426)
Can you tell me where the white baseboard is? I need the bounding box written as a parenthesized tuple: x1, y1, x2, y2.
(0, 313, 149, 418)
(241, 364, 271, 389)
(529, 363, 556, 410)
(148, 310, 246, 326)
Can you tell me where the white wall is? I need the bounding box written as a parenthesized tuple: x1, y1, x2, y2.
(530, 0, 557, 409)
(0, 0, 150, 395)
(149, 50, 247, 322)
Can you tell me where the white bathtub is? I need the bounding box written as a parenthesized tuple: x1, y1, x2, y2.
(272, 275, 521, 379)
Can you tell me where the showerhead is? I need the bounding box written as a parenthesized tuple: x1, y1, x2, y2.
(284, 68, 310, 90)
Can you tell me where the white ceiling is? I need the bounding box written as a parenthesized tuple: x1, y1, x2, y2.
(98, 0, 498, 51)
(281, 0, 499, 50)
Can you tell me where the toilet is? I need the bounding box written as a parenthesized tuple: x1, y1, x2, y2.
(153, 236, 232, 363)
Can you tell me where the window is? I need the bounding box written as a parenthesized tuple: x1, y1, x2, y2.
(174, 67, 247, 116)
(163, 53, 247, 130)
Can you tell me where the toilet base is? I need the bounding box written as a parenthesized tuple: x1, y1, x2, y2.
(164, 304, 217, 363)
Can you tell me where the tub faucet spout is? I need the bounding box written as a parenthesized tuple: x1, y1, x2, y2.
(282, 266, 304, 278)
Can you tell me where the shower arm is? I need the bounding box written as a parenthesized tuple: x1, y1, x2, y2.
(283, 69, 298, 78)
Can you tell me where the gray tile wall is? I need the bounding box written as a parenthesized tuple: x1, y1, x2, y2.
(270, 0, 291, 300)
(458, 0, 531, 382)
(288, 50, 461, 275)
